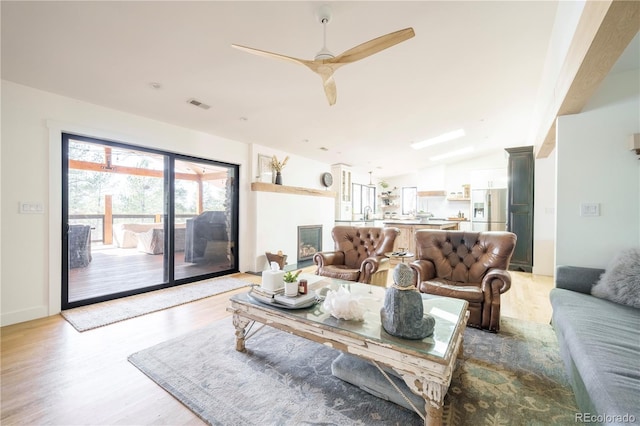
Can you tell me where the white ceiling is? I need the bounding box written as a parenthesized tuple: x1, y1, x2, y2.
(1, 1, 564, 177)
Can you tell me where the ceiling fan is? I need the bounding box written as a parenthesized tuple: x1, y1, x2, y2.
(231, 9, 415, 106)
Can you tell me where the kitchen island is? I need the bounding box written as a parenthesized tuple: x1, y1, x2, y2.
(382, 220, 460, 259)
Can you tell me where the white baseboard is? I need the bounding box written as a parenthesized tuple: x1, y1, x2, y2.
(1, 305, 49, 327)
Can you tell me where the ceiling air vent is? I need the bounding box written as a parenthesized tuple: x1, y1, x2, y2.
(187, 98, 211, 110)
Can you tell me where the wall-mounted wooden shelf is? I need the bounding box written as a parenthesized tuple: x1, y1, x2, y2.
(418, 190, 446, 197)
(251, 182, 336, 198)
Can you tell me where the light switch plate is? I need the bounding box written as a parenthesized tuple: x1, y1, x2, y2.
(580, 203, 600, 217)
(19, 201, 44, 214)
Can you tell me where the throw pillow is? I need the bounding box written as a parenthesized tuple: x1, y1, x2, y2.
(591, 248, 640, 308)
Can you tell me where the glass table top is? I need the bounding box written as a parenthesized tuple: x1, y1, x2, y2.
(230, 273, 468, 361)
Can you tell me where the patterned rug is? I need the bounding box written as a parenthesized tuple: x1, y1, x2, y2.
(61, 277, 249, 332)
(129, 316, 578, 425)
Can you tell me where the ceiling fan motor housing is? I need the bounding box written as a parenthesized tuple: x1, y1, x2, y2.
(315, 6, 334, 60)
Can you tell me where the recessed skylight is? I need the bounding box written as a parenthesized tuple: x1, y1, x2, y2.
(411, 128, 465, 150)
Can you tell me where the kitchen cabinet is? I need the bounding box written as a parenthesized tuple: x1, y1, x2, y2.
(331, 164, 352, 220)
(470, 168, 507, 189)
(505, 146, 534, 272)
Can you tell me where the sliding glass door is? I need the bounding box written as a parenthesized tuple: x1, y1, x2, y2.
(173, 157, 237, 281)
(62, 134, 239, 309)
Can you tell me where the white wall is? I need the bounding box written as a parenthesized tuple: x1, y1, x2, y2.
(556, 68, 640, 268)
(533, 154, 556, 276)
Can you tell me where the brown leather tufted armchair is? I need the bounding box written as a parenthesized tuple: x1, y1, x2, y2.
(313, 226, 399, 286)
(410, 230, 516, 332)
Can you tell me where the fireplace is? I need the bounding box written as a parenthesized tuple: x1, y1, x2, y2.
(298, 225, 322, 261)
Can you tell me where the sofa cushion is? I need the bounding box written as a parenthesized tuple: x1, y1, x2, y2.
(550, 288, 640, 419)
(591, 248, 640, 308)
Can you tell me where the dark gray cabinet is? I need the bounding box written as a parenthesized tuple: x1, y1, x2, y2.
(505, 146, 534, 272)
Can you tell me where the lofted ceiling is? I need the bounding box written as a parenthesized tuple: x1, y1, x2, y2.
(1, 1, 564, 177)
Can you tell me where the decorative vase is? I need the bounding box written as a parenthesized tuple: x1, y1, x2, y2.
(284, 281, 298, 297)
(275, 171, 283, 185)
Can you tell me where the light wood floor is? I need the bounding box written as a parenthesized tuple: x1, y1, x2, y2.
(1, 271, 554, 425)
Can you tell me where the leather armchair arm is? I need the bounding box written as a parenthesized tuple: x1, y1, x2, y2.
(313, 251, 345, 268)
(482, 269, 512, 294)
(481, 268, 511, 331)
(360, 255, 388, 283)
(409, 259, 436, 288)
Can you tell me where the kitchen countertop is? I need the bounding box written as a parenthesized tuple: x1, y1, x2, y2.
(336, 219, 464, 227)
(382, 220, 458, 226)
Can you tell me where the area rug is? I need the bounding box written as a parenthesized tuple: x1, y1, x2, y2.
(128, 316, 578, 425)
(61, 277, 249, 332)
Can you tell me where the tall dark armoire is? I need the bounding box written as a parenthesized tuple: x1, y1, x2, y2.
(505, 146, 534, 272)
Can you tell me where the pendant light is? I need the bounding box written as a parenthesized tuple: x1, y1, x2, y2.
(368, 171, 375, 187)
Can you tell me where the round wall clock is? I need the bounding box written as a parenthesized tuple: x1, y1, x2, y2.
(321, 172, 333, 188)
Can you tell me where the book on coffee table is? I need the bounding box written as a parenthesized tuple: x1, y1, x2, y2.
(273, 292, 317, 307)
(251, 285, 284, 297)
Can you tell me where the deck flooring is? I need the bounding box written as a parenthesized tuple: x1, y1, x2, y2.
(68, 245, 233, 302)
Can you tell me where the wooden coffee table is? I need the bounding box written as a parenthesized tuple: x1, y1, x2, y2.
(227, 274, 468, 426)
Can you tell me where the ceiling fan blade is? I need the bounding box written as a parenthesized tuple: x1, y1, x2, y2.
(330, 27, 415, 65)
(309, 65, 338, 106)
(321, 74, 337, 106)
(231, 44, 312, 68)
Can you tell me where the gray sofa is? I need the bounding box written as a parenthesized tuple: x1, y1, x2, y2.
(550, 266, 640, 425)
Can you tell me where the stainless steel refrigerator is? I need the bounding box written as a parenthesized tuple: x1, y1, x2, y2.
(471, 188, 507, 231)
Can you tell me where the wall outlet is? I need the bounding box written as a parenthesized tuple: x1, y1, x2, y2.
(580, 203, 600, 217)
